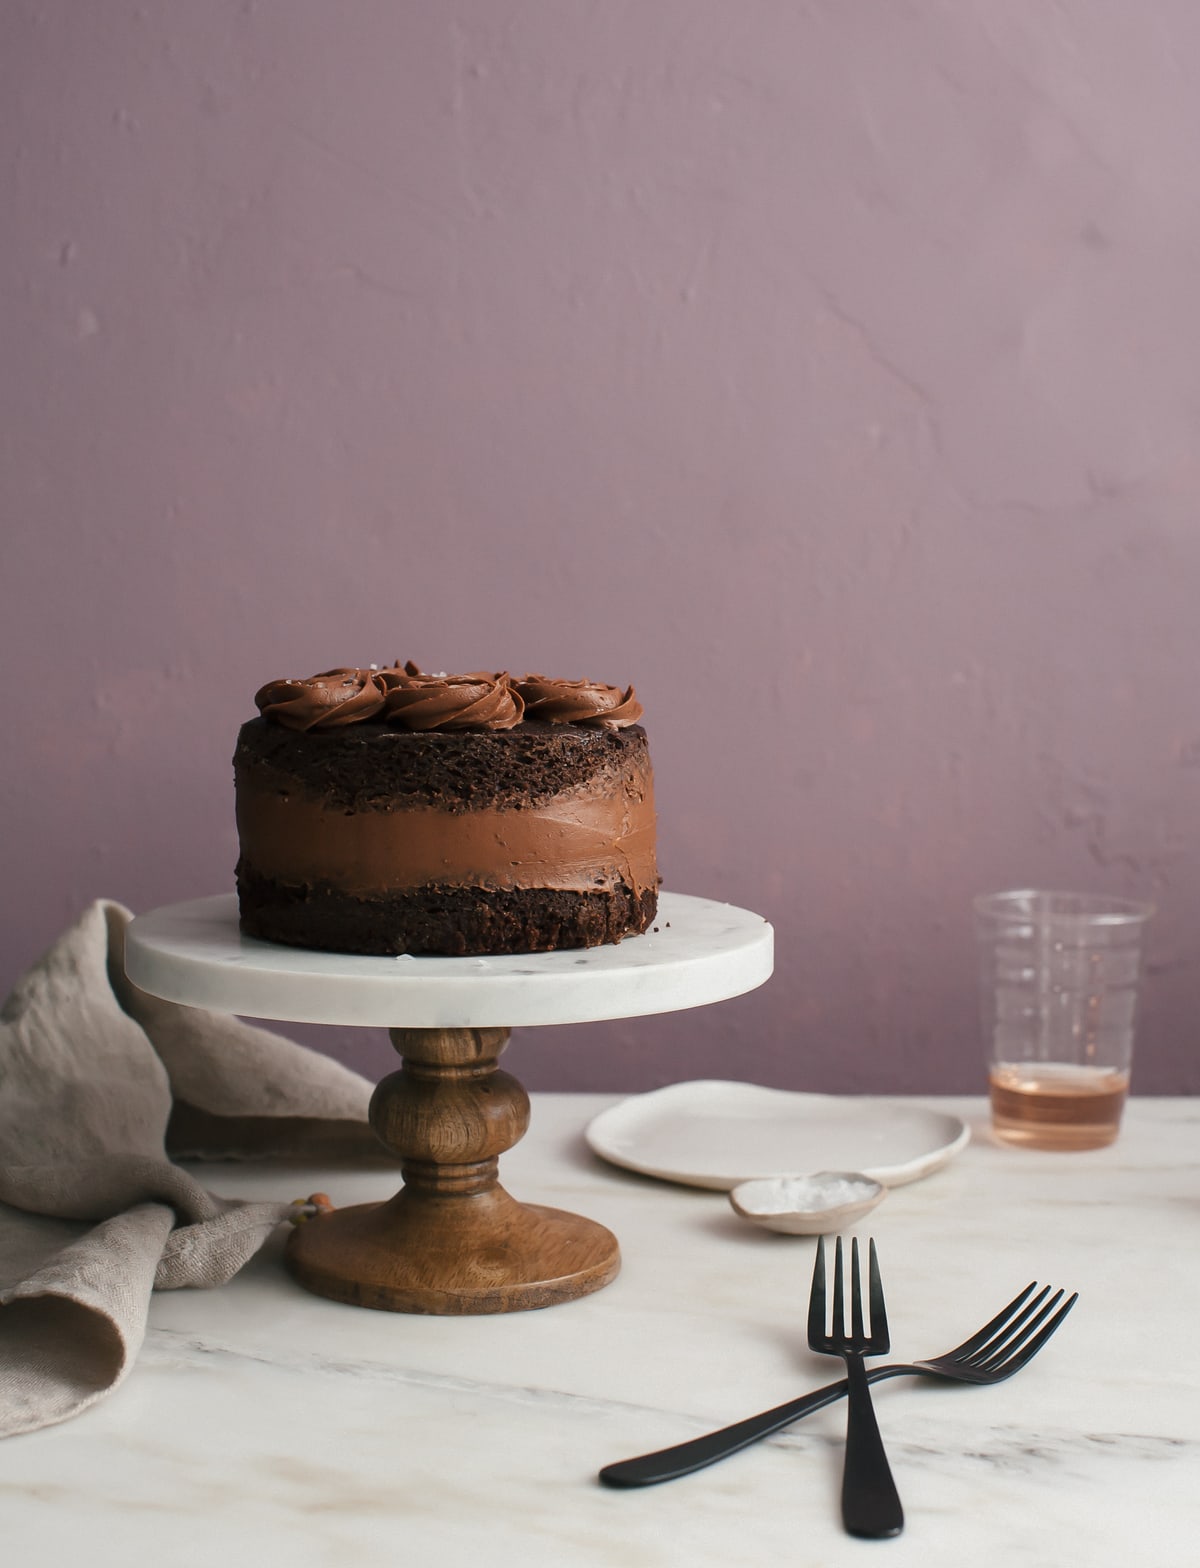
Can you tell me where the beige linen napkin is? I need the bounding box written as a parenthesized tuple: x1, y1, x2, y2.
(0, 900, 382, 1438)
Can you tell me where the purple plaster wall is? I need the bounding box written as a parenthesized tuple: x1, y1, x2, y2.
(4, 2, 1199, 1095)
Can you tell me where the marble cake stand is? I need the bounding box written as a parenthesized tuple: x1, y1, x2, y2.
(125, 892, 773, 1316)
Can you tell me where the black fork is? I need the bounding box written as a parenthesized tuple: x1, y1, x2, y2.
(808, 1237, 903, 1539)
(599, 1281, 1078, 1489)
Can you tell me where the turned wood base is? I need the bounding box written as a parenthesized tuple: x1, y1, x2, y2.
(285, 1025, 620, 1314)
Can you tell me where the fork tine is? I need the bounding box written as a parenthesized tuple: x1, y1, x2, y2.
(867, 1238, 887, 1346)
(975, 1288, 1061, 1371)
(984, 1290, 1076, 1373)
(994, 1293, 1078, 1375)
(948, 1283, 1039, 1360)
(850, 1238, 865, 1345)
(808, 1235, 828, 1343)
(959, 1285, 1052, 1367)
(833, 1236, 845, 1338)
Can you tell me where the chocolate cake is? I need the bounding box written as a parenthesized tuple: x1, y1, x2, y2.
(233, 665, 658, 956)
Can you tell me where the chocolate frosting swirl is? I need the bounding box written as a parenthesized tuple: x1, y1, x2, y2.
(254, 663, 643, 730)
(381, 671, 525, 731)
(514, 675, 643, 729)
(254, 668, 387, 731)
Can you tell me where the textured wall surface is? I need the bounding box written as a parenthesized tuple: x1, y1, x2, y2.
(4, 2, 1198, 1093)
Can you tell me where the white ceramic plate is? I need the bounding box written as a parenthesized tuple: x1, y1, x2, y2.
(585, 1080, 970, 1190)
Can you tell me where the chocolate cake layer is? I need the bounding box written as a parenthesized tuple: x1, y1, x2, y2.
(233, 717, 650, 812)
(235, 871, 657, 957)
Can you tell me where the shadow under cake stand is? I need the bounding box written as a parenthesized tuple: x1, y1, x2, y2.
(125, 891, 773, 1316)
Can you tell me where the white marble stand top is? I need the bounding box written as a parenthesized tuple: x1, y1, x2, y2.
(124, 891, 774, 1026)
(8, 1095, 1199, 1568)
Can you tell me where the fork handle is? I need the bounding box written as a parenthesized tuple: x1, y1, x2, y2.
(841, 1356, 904, 1539)
(598, 1366, 924, 1488)
(599, 1376, 853, 1487)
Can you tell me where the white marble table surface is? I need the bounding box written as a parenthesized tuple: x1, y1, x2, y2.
(7, 1095, 1198, 1567)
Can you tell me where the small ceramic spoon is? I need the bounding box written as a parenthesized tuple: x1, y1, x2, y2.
(728, 1171, 886, 1235)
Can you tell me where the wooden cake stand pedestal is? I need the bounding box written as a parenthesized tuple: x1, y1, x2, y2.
(125, 892, 773, 1316)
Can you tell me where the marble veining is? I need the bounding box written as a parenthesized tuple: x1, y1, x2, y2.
(124, 892, 775, 1027)
(6, 1095, 1200, 1567)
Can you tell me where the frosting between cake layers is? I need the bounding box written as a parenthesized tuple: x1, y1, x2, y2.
(235, 773, 657, 899)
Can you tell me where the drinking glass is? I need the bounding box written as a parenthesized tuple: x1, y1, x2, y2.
(973, 890, 1154, 1150)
